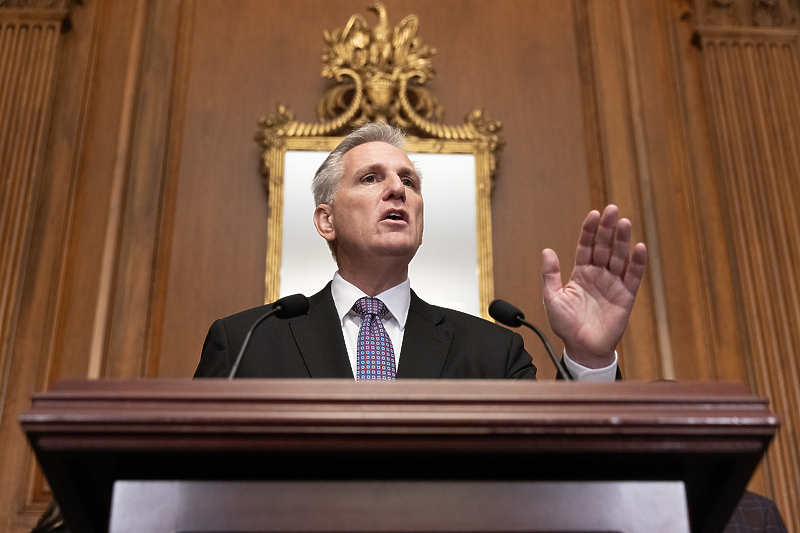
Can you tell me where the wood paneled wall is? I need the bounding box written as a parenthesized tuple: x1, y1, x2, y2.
(0, 0, 798, 531)
(696, 0, 800, 523)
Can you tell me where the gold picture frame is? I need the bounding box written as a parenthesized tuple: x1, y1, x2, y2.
(263, 136, 495, 319)
(256, 3, 504, 319)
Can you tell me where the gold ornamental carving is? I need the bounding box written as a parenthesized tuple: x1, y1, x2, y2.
(256, 2, 504, 182)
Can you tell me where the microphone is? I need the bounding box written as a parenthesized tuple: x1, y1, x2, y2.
(488, 299, 572, 380)
(227, 293, 310, 379)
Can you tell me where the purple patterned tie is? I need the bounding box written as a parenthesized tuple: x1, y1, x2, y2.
(353, 297, 396, 380)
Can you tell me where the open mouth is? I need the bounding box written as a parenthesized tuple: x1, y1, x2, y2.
(384, 210, 406, 222)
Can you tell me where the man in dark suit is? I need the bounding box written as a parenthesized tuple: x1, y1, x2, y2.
(195, 123, 648, 380)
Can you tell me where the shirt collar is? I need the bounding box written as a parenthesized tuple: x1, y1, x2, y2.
(331, 271, 411, 329)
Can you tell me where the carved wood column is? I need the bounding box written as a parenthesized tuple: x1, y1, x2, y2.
(695, 0, 800, 528)
(0, 0, 71, 419)
(0, 0, 74, 530)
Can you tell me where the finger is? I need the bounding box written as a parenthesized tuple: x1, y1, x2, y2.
(541, 248, 563, 304)
(623, 242, 648, 295)
(608, 218, 632, 277)
(575, 210, 601, 267)
(592, 205, 619, 267)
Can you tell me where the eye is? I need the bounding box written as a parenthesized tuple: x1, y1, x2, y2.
(362, 174, 376, 183)
(401, 176, 418, 188)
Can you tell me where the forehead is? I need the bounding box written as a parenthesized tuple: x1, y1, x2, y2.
(341, 141, 415, 175)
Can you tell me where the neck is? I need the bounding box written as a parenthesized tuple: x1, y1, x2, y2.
(336, 258, 409, 297)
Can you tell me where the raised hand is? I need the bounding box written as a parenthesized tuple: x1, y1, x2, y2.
(541, 205, 647, 368)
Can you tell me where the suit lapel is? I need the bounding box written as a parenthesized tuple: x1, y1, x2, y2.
(396, 291, 452, 378)
(289, 284, 354, 378)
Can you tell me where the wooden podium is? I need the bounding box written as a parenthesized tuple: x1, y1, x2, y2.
(20, 380, 778, 533)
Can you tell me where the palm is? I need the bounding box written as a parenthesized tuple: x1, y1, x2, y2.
(542, 206, 647, 368)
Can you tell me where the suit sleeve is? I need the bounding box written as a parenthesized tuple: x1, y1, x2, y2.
(505, 331, 538, 379)
(194, 319, 233, 377)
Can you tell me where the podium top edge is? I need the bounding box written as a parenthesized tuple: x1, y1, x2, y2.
(34, 378, 759, 404)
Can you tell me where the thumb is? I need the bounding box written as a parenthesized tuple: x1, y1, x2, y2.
(541, 248, 563, 303)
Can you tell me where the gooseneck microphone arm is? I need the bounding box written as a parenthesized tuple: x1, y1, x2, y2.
(227, 293, 310, 379)
(488, 299, 572, 380)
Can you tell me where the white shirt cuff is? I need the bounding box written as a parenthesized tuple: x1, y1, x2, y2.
(562, 350, 618, 382)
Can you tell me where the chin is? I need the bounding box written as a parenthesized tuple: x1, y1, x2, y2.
(379, 241, 421, 259)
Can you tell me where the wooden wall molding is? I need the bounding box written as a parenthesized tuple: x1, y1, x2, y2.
(0, 0, 69, 432)
(694, 0, 799, 29)
(0, 1, 75, 530)
(99, 0, 191, 380)
(0, 1, 69, 7)
(1, 0, 195, 528)
(571, 0, 664, 382)
(696, 7, 800, 530)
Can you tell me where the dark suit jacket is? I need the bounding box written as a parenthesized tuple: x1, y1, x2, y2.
(723, 491, 788, 533)
(195, 283, 538, 379)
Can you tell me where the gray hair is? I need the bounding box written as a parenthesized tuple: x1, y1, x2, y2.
(311, 122, 408, 206)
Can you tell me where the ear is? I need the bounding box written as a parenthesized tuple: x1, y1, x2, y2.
(313, 204, 336, 243)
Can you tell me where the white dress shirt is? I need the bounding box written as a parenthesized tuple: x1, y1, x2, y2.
(330, 272, 617, 381)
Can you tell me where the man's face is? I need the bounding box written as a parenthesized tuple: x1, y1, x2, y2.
(316, 141, 424, 265)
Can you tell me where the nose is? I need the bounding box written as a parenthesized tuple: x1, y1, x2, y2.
(384, 173, 406, 201)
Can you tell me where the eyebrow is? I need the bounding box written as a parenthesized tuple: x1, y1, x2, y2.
(353, 162, 420, 181)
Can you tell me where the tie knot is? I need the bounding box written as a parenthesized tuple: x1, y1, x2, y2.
(352, 297, 388, 319)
